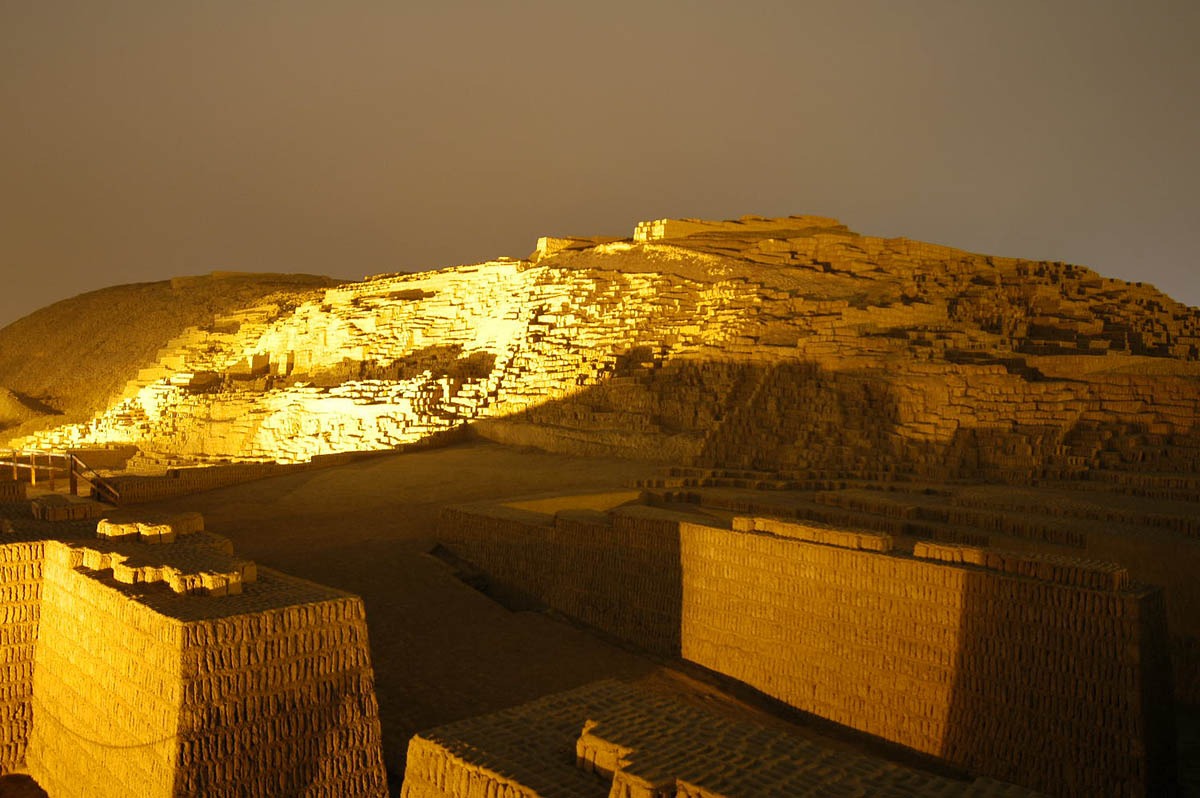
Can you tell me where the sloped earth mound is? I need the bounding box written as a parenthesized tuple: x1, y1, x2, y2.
(0, 272, 341, 443)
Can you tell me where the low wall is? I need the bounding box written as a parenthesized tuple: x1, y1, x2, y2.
(108, 462, 310, 504)
(69, 446, 139, 471)
(439, 505, 684, 656)
(438, 507, 1177, 797)
(106, 448, 402, 504)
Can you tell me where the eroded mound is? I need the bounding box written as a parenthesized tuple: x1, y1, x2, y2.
(0, 272, 341, 441)
(8, 215, 1197, 493)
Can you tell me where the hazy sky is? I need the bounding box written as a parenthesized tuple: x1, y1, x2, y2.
(2, 1, 1197, 328)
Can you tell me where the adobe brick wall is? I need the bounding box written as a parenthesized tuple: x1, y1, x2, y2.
(439, 505, 684, 657)
(107, 461, 307, 504)
(439, 507, 1176, 797)
(26, 542, 184, 796)
(679, 522, 1173, 797)
(0, 524, 387, 796)
(679, 483, 1200, 707)
(171, 589, 385, 796)
(0, 541, 42, 772)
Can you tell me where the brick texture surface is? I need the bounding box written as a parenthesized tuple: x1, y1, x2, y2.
(440, 506, 1176, 797)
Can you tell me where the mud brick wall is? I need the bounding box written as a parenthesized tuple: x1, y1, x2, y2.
(438, 506, 684, 656)
(3, 530, 387, 796)
(678, 521, 1174, 797)
(440, 506, 1176, 797)
(734, 515, 893, 551)
(1175, 637, 1200, 709)
(437, 505, 554, 596)
(546, 509, 682, 654)
(0, 541, 42, 772)
(105, 451, 380, 504)
(1068, 526, 1200, 707)
(68, 446, 138, 471)
(108, 461, 306, 504)
(25, 543, 184, 797)
(719, 488, 1200, 707)
(173, 589, 387, 797)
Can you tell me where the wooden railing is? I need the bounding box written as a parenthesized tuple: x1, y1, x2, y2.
(1, 450, 121, 504)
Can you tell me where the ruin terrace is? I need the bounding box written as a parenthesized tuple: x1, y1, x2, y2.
(0, 215, 1196, 795)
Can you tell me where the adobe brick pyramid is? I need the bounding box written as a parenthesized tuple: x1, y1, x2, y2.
(14, 214, 1200, 488)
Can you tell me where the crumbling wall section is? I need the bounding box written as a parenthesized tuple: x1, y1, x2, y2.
(0, 540, 42, 772)
(401, 679, 1041, 798)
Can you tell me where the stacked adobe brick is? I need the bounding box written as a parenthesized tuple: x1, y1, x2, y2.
(0, 480, 26, 505)
(401, 679, 1039, 798)
(0, 514, 387, 797)
(18, 217, 1198, 485)
(438, 505, 1176, 796)
(0, 539, 41, 772)
(27, 539, 190, 795)
(439, 505, 685, 658)
(681, 520, 1173, 796)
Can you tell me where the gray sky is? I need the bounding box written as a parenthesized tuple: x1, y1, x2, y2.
(2, 1, 1197, 328)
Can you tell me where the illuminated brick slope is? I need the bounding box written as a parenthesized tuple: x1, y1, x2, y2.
(16, 215, 1200, 492)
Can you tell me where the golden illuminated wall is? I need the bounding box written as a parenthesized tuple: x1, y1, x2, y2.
(0, 541, 42, 773)
(172, 590, 386, 795)
(0, 525, 387, 796)
(26, 542, 183, 797)
(679, 522, 1173, 797)
(439, 507, 1177, 797)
